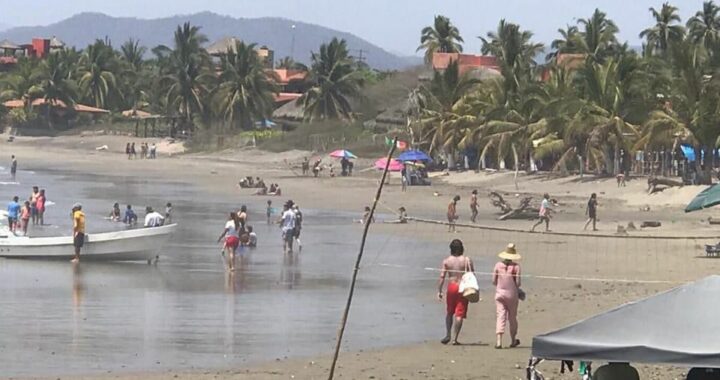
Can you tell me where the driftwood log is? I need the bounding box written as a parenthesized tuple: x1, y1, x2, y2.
(489, 191, 539, 220)
(647, 177, 683, 194)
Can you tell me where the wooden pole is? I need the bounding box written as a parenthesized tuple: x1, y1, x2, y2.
(327, 138, 398, 380)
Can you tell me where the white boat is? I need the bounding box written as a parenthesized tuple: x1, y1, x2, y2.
(0, 224, 177, 261)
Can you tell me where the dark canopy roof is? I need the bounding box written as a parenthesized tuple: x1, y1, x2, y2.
(532, 276, 720, 368)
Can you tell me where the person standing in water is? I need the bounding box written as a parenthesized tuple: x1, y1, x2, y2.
(469, 190, 479, 223)
(10, 155, 17, 180)
(279, 201, 296, 254)
(72, 203, 85, 263)
(7, 196, 20, 232)
(266, 200, 273, 224)
(36, 189, 46, 226)
(20, 200, 31, 235)
(438, 239, 474, 345)
(217, 212, 240, 271)
(447, 195, 460, 233)
(164, 202, 173, 224)
(531, 193, 553, 232)
(292, 204, 303, 252)
(30, 186, 39, 225)
(584, 193, 598, 231)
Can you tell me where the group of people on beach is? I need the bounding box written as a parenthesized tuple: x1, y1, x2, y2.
(438, 239, 524, 349)
(125, 142, 157, 159)
(6, 186, 47, 236)
(218, 205, 259, 271)
(240, 177, 283, 197)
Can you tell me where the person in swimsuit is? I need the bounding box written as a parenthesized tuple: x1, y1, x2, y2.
(237, 205, 248, 231)
(30, 186, 39, 225)
(584, 193, 598, 231)
(470, 190, 478, 223)
(20, 200, 31, 235)
(447, 195, 460, 233)
(437, 239, 474, 345)
(36, 189, 46, 226)
(217, 212, 240, 271)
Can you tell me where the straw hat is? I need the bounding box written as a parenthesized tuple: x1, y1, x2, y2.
(498, 243, 521, 261)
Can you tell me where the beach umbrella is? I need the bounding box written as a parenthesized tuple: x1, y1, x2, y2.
(685, 184, 720, 212)
(329, 149, 357, 159)
(374, 158, 404, 172)
(397, 149, 431, 162)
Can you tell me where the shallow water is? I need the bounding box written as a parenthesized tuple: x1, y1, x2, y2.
(0, 166, 456, 377)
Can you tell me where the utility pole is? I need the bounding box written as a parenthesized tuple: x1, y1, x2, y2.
(290, 24, 296, 60)
(350, 49, 366, 64)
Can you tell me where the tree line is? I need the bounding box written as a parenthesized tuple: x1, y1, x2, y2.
(412, 2, 720, 183)
(0, 23, 366, 130)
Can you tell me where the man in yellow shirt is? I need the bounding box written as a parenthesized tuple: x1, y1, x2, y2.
(72, 203, 85, 263)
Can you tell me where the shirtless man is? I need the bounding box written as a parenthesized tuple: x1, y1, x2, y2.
(437, 239, 474, 345)
(447, 195, 460, 232)
(469, 190, 478, 223)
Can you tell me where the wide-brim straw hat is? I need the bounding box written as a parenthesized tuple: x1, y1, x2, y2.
(498, 243, 521, 261)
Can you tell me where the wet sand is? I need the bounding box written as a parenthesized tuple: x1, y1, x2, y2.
(0, 134, 716, 379)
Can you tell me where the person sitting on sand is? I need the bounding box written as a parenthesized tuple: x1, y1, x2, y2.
(254, 183, 268, 196)
(124, 205, 137, 225)
(312, 159, 322, 177)
(361, 206, 374, 225)
(247, 226, 257, 248)
(109, 203, 122, 222)
(438, 239, 474, 345)
(269, 183, 277, 194)
(531, 193, 553, 232)
(398, 207, 408, 223)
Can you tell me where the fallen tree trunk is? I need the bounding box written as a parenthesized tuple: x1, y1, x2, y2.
(489, 192, 538, 220)
(648, 177, 683, 194)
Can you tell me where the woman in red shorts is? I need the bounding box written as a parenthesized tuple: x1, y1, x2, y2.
(437, 239, 474, 345)
(217, 212, 240, 271)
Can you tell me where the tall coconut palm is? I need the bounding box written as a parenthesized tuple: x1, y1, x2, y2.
(299, 38, 364, 121)
(417, 15, 464, 64)
(0, 57, 39, 104)
(688, 1, 720, 65)
(33, 52, 77, 129)
(640, 2, 685, 56)
(120, 38, 147, 72)
(547, 25, 582, 61)
(577, 9, 620, 62)
(159, 22, 212, 129)
(215, 41, 279, 130)
(276, 56, 307, 70)
(78, 39, 118, 109)
(479, 20, 544, 98)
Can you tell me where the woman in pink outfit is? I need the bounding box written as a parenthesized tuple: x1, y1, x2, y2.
(492, 243, 522, 349)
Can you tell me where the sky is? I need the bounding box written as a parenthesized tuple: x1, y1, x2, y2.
(0, 0, 710, 56)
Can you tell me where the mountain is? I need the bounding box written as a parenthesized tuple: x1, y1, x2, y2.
(0, 23, 10, 32)
(0, 12, 421, 70)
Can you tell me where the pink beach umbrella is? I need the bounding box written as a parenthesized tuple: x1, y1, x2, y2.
(374, 158, 404, 172)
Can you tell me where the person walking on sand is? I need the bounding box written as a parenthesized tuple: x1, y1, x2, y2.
(217, 212, 240, 272)
(470, 190, 479, 223)
(584, 193, 599, 231)
(531, 193, 553, 232)
(130, 143, 137, 159)
(10, 155, 17, 180)
(71, 203, 85, 263)
(447, 195, 460, 233)
(126, 143, 131, 159)
(437, 239, 474, 345)
(36, 189, 46, 226)
(492, 243, 522, 349)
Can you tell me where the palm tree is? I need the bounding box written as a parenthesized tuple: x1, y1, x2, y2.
(577, 9, 620, 62)
(417, 15, 464, 64)
(299, 38, 364, 121)
(640, 2, 685, 56)
(547, 25, 582, 61)
(0, 57, 39, 104)
(33, 52, 77, 129)
(479, 20, 544, 98)
(415, 60, 481, 168)
(276, 56, 307, 70)
(215, 41, 279, 130)
(78, 39, 118, 109)
(120, 38, 147, 72)
(159, 22, 212, 129)
(688, 1, 720, 65)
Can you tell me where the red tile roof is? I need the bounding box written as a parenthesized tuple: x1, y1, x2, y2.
(432, 53, 500, 75)
(0, 56, 18, 65)
(3, 99, 109, 114)
(272, 69, 308, 85)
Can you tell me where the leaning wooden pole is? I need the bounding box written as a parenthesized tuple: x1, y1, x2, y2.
(327, 138, 398, 380)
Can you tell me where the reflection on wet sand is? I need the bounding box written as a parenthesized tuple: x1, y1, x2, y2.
(280, 252, 301, 289)
(71, 262, 85, 354)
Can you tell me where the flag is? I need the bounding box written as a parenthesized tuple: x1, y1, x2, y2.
(396, 140, 408, 150)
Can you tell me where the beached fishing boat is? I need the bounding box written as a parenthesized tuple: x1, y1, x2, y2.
(0, 224, 177, 261)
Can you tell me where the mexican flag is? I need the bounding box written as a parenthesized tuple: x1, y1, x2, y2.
(385, 137, 408, 150)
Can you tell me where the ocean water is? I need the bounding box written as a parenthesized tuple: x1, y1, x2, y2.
(0, 166, 451, 377)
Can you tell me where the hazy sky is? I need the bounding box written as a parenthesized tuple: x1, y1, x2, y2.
(1, 0, 710, 55)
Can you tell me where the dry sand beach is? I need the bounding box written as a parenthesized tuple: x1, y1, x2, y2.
(2, 134, 718, 380)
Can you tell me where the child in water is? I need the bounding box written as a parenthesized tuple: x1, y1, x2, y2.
(248, 226, 257, 247)
(266, 200, 273, 224)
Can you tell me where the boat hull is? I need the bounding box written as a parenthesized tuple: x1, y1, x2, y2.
(0, 224, 177, 261)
